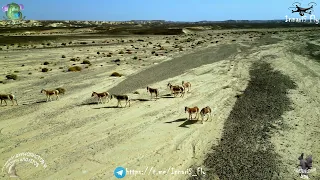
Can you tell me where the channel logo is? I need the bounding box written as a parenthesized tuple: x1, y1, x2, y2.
(114, 166, 126, 178)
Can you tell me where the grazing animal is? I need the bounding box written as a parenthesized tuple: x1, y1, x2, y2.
(182, 81, 191, 92)
(41, 89, 60, 102)
(185, 106, 199, 120)
(167, 83, 185, 97)
(147, 86, 158, 99)
(0, 93, 18, 106)
(91, 91, 110, 104)
(200, 106, 212, 122)
(110, 94, 130, 107)
(56, 87, 66, 95)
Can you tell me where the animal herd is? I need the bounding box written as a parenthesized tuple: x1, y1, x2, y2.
(1, 81, 212, 123)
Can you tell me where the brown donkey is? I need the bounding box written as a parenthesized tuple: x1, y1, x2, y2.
(185, 106, 199, 120)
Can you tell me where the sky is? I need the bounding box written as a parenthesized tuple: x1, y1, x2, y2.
(1, 0, 318, 21)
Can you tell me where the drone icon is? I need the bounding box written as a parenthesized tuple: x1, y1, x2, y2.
(288, 2, 317, 16)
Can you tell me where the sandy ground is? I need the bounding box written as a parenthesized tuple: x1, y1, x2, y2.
(0, 28, 320, 180)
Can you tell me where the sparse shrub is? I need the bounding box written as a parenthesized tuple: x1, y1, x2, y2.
(133, 56, 138, 60)
(92, 41, 95, 43)
(43, 61, 49, 65)
(59, 67, 63, 69)
(62, 55, 66, 58)
(155, 53, 159, 56)
(70, 58, 77, 61)
(80, 42, 87, 45)
(56, 87, 66, 94)
(112, 59, 121, 63)
(165, 40, 170, 43)
(69, 41, 72, 44)
(97, 52, 100, 54)
(42, 68, 49, 72)
(47, 43, 51, 46)
(110, 72, 122, 77)
(82, 60, 91, 64)
(28, 72, 32, 75)
(107, 54, 112, 57)
(151, 51, 155, 54)
(6, 74, 17, 80)
(137, 39, 144, 42)
(13, 71, 19, 73)
(61, 43, 66, 46)
(160, 47, 165, 50)
(119, 50, 124, 54)
(68, 66, 82, 72)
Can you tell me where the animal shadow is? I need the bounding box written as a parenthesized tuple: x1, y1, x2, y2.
(102, 105, 122, 109)
(79, 102, 98, 106)
(22, 100, 47, 105)
(179, 119, 200, 128)
(165, 118, 187, 123)
(165, 118, 199, 128)
(161, 94, 174, 98)
(132, 98, 151, 102)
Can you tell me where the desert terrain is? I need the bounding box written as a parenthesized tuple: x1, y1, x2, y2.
(0, 22, 320, 180)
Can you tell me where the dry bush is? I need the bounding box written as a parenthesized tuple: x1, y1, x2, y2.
(62, 55, 66, 58)
(110, 72, 122, 77)
(43, 61, 49, 65)
(119, 50, 124, 54)
(6, 74, 17, 80)
(68, 66, 82, 72)
(82, 60, 91, 64)
(56, 87, 66, 94)
(107, 54, 112, 57)
(42, 68, 49, 72)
